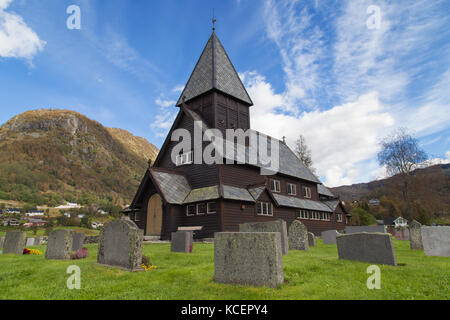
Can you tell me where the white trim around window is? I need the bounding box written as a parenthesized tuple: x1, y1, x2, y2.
(186, 204, 196, 216)
(270, 179, 281, 193)
(303, 186, 312, 199)
(176, 151, 193, 166)
(337, 214, 343, 222)
(297, 209, 308, 219)
(207, 202, 216, 214)
(257, 202, 273, 216)
(287, 183, 297, 195)
(196, 203, 206, 215)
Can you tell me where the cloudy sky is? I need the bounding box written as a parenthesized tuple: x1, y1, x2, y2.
(1, 0, 449, 187)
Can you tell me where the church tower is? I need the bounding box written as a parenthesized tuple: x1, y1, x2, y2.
(176, 31, 253, 135)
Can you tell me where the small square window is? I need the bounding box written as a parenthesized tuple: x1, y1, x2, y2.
(303, 187, 311, 199)
(186, 205, 196, 216)
(270, 180, 281, 193)
(288, 183, 297, 195)
(197, 203, 206, 215)
(207, 202, 216, 214)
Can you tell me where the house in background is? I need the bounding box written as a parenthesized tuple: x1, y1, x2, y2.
(368, 198, 380, 206)
(380, 217, 408, 228)
(126, 29, 351, 239)
(25, 210, 45, 217)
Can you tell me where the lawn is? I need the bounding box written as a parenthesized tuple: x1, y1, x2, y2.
(0, 240, 448, 300)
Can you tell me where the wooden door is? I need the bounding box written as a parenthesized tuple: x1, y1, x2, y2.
(146, 193, 163, 236)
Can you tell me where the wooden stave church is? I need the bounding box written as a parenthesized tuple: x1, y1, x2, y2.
(126, 30, 350, 239)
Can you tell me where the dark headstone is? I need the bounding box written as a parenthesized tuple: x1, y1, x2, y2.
(214, 232, 284, 288)
(3, 231, 26, 254)
(336, 232, 397, 266)
(409, 220, 423, 250)
(239, 220, 288, 255)
(394, 228, 410, 240)
(322, 230, 340, 244)
(308, 232, 316, 247)
(45, 229, 74, 260)
(85, 235, 99, 244)
(72, 233, 85, 251)
(171, 231, 193, 253)
(421, 226, 450, 257)
(97, 219, 143, 271)
(288, 220, 309, 250)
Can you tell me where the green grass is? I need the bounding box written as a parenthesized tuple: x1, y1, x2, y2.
(0, 240, 448, 300)
(0, 226, 99, 237)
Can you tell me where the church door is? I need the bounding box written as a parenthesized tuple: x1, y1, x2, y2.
(146, 193, 163, 236)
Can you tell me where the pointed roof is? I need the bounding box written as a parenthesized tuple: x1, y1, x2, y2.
(176, 32, 253, 106)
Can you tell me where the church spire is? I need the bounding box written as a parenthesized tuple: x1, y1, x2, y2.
(176, 31, 253, 107)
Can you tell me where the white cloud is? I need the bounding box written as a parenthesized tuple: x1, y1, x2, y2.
(155, 97, 175, 108)
(0, 0, 45, 61)
(172, 85, 184, 94)
(244, 72, 394, 187)
(150, 111, 177, 138)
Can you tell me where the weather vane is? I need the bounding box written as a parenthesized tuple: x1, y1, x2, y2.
(212, 8, 216, 32)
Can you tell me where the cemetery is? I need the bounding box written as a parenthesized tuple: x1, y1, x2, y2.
(0, 219, 449, 300)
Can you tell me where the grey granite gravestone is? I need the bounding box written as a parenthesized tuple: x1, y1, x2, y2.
(171, 231, 193, 253)
(308, 232, 316, 247)
(26, 237, 35, 247)
(322, 230, 340, 244)
(239, 220, 288, 255)
(45, 229, 74, 260)
(345, 226, 387, 234)
(0, 236, 5, 249)
(409, 220, 423, 250)
(214, 232, 284, 288)
(336, 232, 397, 266)
(421, 226, 450, 257)
(288, 220, 309, 250)
(34, 236, 44, 245)
(97, 219, 143, 271)
(72, 233, 85, 251)
(394, 228, 410, 240)
(3, 231, 26, 254)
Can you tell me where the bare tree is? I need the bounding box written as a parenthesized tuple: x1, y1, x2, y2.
(377, 128, 427, 207)
(294, 135, 315, 173)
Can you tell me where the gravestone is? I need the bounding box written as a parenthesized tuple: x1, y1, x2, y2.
(214, 232, 283, 288)
(34, 236, 44, 245)
(171, 231, 193, 253)
(322, 230, 340, 244)
(26, 237, 35, 247)
(97, 219, 143, 271)
(239, 220, 288, 255)
(0, 236, 5, 249)
(345, 226, 387, 234)
(3, 231, 26, 254)
(72, 233, 85, 251)
(45, 229, 74, 260)
(394, 228, 410, 241)
(308, 232, 316, 247)
(421, 226, 450, 257)
(288, 220, 309, 250)
(409, 220, 423, 250)
(336, 232, 397, 266)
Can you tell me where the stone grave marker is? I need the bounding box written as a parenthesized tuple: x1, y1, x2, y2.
(45, 229, 74, 260)
(308, 232, 316, 247)
(26, 237, 35, 247)
(336, 232, 397, 266)
(0, 236, 5, 249)
(288, 220, 309, 250)
(72, 233, 85, 251)
(3, 231, 26, 255)
(322, 230, 340, 244)
(409, 220, 423, 250)
(171, 231, 193, 253)
(214, 232, 283, 288)
(97, 219, 143, 271)
(421, 226, 450, 257)
(345, 226, 387, 234)
(239, 220, 288, 255)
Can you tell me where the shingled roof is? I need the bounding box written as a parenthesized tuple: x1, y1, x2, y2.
(272, 194, 333, 212)
(317, 184, 335, 198)
(176, 32, 253, 106)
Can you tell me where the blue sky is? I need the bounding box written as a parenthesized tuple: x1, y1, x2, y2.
(0, 0, 449, 187)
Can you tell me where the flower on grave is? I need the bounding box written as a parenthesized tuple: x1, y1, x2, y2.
(23, 248, 42, 255)
(141, 254, 157, 271)
(70, 247, 88, 260)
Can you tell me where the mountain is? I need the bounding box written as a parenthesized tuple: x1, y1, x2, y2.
(0, 109, 159, 206)
(330, 164, 450, 219)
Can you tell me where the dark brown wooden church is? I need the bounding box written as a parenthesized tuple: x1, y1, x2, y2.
(126, 30, 350, 239)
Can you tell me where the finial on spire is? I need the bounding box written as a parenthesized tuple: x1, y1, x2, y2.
(212, 8, 216, 32)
